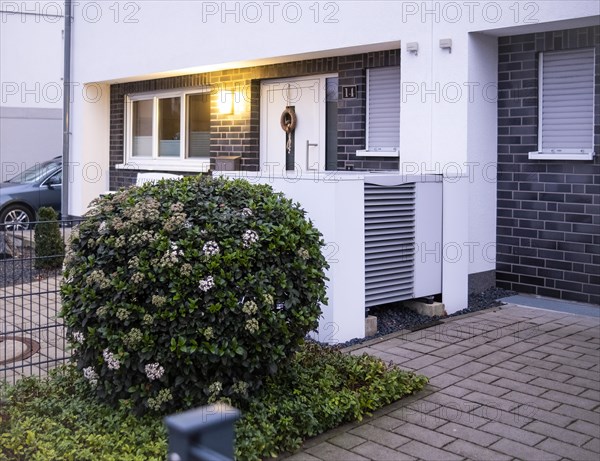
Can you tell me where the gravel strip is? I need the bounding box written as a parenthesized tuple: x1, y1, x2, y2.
(337, 287, 517, 348)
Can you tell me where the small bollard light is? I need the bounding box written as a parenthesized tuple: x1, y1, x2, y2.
(164, 403, 241, 461)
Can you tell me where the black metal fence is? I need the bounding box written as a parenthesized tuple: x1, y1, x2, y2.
(0, 218, 82, 390)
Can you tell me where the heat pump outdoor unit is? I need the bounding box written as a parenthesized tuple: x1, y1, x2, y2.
(219, 171, 443, 343)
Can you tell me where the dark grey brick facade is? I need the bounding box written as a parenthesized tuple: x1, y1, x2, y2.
(109, 50, 400, 190)
(496, 26, 600, 305)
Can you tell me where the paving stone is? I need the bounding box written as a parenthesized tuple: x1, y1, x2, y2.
(522, 350, 549, 359)
(305, 442, 369, 461)
(462, 344, 500, 358)
(503, 390, 561, 411)
(535, 344, 584, 358)
(579, 388, 600, 401)
(554, 364, 600, 380)
(437, 421, 500, 447)
(486, 364, 535, 382)
(529, 377, 586, 395)
(502, 341, 541, 355)
(545, 354, 598, 369)
(517, 365, 573, 382)
(434, 354, 474, 370)
(414, 364, 447, 378)
(479, 421, 546, 446)
(369, 415, 404, 431)
(536, 438, 600, 461)
(541, 390, 599, 411)
(444, 439, 512, 461)
(493, 378, 547, 396)
(566, 345, 600, 356)
(582, 437, 600, 453)
(458, 377, 511, 397)
(327, 433, 366, 450)
(388, 404, 447, 430)
(348, 424, 409, 449)
(566, 419, 600, 438)
(462, 391, 520, 411)
(379, 346, 422, 360)
(554, 404, 600, 425)
(489, 438, 561, 461)
(426, 372, 463, 388)
(511, 354, 562, 370)
(496, 359, 527, 372)
(447, 361, 490, 378)
(439, 385, 472, 398)
(396, 440, 463, 461)
(429, 344, 470, 358)
(351, 441, 412, 460)
(476, 351, 515, 365)
(469, 372, 501, 384)
(469, 404, 533, 428)
(525, 420, 591, 446)
(430, 407, 489, 429)
(393, 421, 454, 448)
(400, 354, 442, 371)
(397, 342, 438, 354)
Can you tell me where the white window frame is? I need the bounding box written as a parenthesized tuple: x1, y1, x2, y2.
(529, 48, 596, 161)
(117, 88, 212, 173)
(356, 66, 401, 158)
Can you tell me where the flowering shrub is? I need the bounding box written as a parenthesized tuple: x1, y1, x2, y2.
(60, 175, 328, 414)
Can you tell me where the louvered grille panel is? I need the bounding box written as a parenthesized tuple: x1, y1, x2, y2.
(364, 183, 415, 308)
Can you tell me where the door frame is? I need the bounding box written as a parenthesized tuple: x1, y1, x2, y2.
(259, 74, 337, 174)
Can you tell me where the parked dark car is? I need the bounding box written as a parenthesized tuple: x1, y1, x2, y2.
(0, 157, 62, 230)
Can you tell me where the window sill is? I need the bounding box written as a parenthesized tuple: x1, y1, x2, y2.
(355, 149, 399, 158)
(528, 151, 595, 161)
(116, 159, 211, 173)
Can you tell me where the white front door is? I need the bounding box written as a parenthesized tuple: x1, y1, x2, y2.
(260, 76, 329, 174)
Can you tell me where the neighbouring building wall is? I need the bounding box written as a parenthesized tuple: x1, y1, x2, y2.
(108, 50, 400, 190)
(0, 5, 64, 179)
(496, 26, 600, 304)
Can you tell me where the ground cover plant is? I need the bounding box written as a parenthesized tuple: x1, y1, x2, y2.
(60, 175, 328, 414)
(0, 344, 428, 460)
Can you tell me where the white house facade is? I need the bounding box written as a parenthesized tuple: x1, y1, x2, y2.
(66, 1, 599, 342)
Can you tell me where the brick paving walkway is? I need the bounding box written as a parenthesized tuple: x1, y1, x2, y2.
(282, 304, 600, 461)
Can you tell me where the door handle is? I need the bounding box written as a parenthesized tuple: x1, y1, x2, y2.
(306, 140, 319, 171)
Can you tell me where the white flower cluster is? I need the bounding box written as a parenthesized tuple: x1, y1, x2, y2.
(72, 331, 85, 344)
(242, 230, 259, 248)
(245, 318, 259, 334)
(83, 366, 99, 386)
(242, 300, 258, 315)
(103, 348, 120, 370)
(203, 241, 220, 257)
(297, 248, 310, 260)
(198, 276, 215, 292)
(144, 362, 165, 381)
(85, 270, 110, 289)
(98, 221, 108, 234)
(241, 207, 253, 217)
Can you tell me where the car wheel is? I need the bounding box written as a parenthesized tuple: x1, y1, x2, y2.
(0, 205, 34, 231)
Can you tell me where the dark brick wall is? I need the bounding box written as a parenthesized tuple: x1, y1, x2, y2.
(109, 50, 400, 189)
(496, 26, 600, 305)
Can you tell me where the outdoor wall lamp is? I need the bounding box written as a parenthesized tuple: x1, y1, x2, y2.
(440, 38, 452, 53)
(406, 42, 419, 55)
(218, 90, 234, 115)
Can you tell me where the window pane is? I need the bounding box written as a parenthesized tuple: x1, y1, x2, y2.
(187, 94, 211, 158)
(132, 99, 153, 157)
(158, 97, 181, 157)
